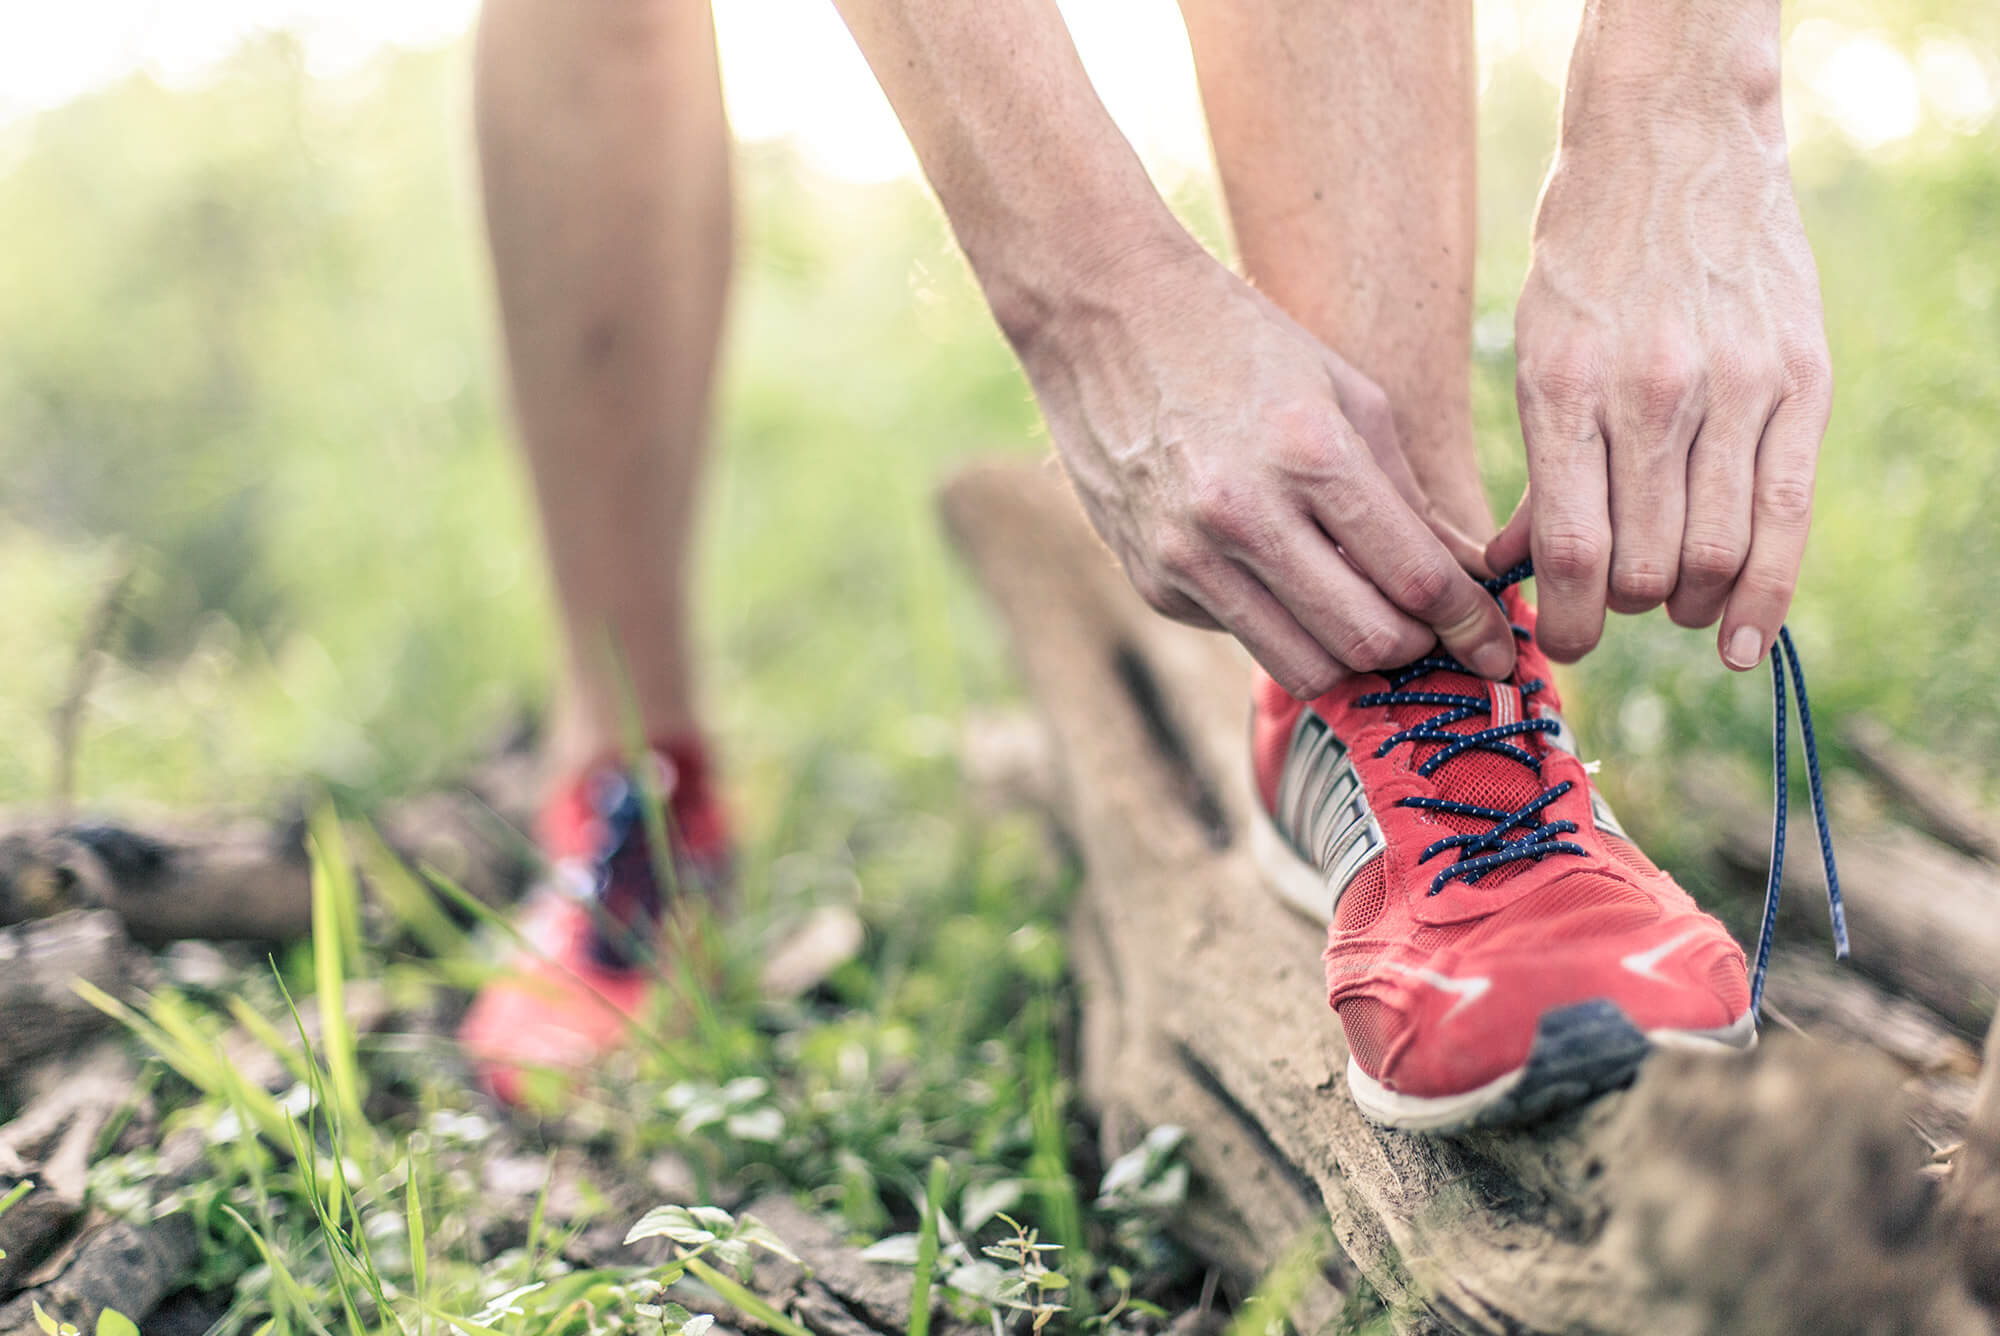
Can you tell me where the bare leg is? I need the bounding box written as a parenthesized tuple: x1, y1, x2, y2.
(1178, 0, 1488, 542)
(476, 0, 733, 781)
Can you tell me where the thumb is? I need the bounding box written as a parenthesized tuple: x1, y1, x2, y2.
(1486, 485, 1533, 575)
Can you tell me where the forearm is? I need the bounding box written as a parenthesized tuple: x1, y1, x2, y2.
(829, 0, 1185, 347)
(1181, 0, 1484, 539)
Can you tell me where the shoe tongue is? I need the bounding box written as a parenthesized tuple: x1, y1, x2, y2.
(1380, 651, 1551, 889)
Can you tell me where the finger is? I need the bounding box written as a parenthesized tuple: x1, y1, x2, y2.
(1518, 383, 1611, 661)
(1666, 410, 1758, 629)
(1142, 580, 1223, 631)
(1235, 522, 1437, 674)
(1604, 361, 1699, 614)
(1719, 385, 1828, 670)
(1304, 471, 1517, 680)
(1323, 358, 1497, 579)
(1183, 559, 1348, 699)
(1486, 486, 1532, 574)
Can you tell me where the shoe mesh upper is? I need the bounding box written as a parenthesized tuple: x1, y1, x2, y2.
(1334, 862, 1388, 933)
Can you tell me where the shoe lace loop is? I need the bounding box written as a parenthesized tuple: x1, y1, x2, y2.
(1754, 626, 1848, 1013)
(1358, 560, 1846, 1016)
(1357, 562, 1582, 897)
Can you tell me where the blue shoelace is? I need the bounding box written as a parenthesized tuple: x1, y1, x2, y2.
(1358, 560, 1846, 1015)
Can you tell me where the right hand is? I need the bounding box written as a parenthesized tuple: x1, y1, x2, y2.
(1009, 238, 1517, 699)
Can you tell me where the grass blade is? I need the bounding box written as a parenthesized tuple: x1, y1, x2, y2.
(681, 1256, 814, 1336)
(909, 1158, 949, 1336)
(307, 807, 368, 1139)
(407, 1151, 429, 1334)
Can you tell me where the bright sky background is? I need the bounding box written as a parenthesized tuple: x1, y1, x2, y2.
(0, 0, 1993, 181)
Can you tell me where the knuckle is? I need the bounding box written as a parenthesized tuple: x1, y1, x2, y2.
(1757, 475, 1817, 528)
(1130, 568, 1180, 617)
(1707, 349, 1774, 408)
(1681, 533, 1748, 584)
(1285, 659, 1342, 701)
(1517, 343, 1600, 410)
(1388, 559, 1459, 619)
(1741, 568, 1797, 611)
(1150, 526, 1209, 582)
(1609, 557, 1675, 606)
(1346, 383, 1396, 442)
(1623, 359, 1698, 425)
(1341, 620, 1418, 672)
(1185, 472, 1259, 544)
(1267, 405, 1346, 479)
(1537, 526, 1609, 583)
(1783, 345, 1833, 402)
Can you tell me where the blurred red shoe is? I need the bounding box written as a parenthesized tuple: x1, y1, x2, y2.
(457, 736, 731, 1106)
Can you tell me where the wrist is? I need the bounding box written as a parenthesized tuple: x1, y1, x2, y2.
(970, 188, 1197, 360)
(1562, 0, 1783, 138)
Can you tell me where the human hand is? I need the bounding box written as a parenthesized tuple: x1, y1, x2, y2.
(1012, 237, 1515, 698)
(1489, 2, 1831, 671)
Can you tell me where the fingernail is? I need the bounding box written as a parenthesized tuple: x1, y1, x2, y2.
(1472, 639, 1515, 680)
(1724, 626, 1764, 670)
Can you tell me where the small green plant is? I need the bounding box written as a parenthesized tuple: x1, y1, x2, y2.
(0, 1178, 32, 1262)
(1082, 1267, 1167, 1334)
(622, 1204, 805, 1336)
(977, 1213, 1070, 1334)
(29, 1300, 140, 1336)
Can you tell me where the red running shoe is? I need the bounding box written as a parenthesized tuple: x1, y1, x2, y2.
(457, 737, 731, 1107)
(1251, 575, 1754, 1131)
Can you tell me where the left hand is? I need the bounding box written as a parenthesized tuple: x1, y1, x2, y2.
(1489, 13, 1832, 673)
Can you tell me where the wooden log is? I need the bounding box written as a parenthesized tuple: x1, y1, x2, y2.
(0, 990, 395, 1333)
(1844, 715, 2000, 866)
(939, 459, 1995, 1335)
(1945, 1015, 2000, 1307)
(0, 912, 141, 1074)
(1687, 767, 2000, 1036)
(0, 1045, 140, 1299)
(1758, 949, 1981, 1151)
(0, 1132, 204, 1336)
(0, 751, 539, 943)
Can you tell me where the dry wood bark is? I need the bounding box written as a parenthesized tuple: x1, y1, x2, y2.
(0, 991, 396, 1333)
(739, 1195, 983, 1336)
(1686, 767, 2000, 1036)
(939, 459, 1995, 1336)
(1945, 1014, 2000, 1307)
(0, 912, 142, 1072)
(1843, 715, 2000, 866)
(0, 751, 539, 943)
(0, 1131, 204, 1336)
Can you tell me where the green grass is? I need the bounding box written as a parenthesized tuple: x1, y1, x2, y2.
(2, 10, 1998, 1336)
(56, 795, 1220, 1335)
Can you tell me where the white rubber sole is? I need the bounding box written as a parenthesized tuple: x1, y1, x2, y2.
(1253, 805, 1759, 1131)
(1344, 1007, 1756, 1132)
(1252, 808, 1340, 924)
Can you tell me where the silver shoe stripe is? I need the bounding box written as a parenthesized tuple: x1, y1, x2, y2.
(1285, 717, 1340, 840)
(1275, 711, 1327, 840)
(1272, 712, 1383, 915)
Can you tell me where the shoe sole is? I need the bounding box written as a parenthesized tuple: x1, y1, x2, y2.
(1252, 808, 1756, 1132)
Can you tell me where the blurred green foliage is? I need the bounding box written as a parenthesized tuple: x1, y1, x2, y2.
(0, 12, 1996, 839)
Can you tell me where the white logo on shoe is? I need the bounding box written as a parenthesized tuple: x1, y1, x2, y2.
(1385, 963, 1491, 1019)
(1621, 929, 1704, 982)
